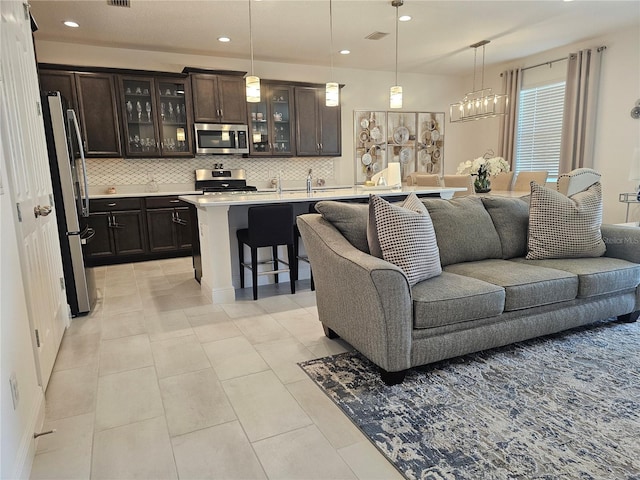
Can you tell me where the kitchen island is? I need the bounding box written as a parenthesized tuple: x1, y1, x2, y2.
(179, 186, 465, 303)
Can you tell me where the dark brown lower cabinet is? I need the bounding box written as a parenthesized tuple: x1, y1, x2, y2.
(85, 196, 193, 266)
(146, 203, 192, 253)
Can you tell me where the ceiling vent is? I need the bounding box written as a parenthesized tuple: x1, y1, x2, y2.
(107, 0, 130, 7)
(365, 31, 389, 41)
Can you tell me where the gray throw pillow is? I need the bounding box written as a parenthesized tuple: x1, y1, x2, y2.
(368, 194, 441, 286)
(481, 196, 530, 259)
(422, 196, 502, 266)
(314, 201, 369, 253)
(527, 182, 606, 260)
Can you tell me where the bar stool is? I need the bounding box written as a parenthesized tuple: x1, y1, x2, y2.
(294, 203, 317, 291)
(237, 204, 296, 300)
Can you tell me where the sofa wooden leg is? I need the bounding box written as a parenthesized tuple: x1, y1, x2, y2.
(322, 324, 339, 339)
(379, 368, 407, 386)
(618, 311, 639, 323)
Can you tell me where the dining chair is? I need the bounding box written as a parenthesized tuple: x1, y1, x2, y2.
(512, 171, 549, 192)
(442, 175, 474, 197)
(237, 204, 296, 300)
(405, 173, 442, 187)
(490, 171, 515, 191)
(556, 168, 601, 196)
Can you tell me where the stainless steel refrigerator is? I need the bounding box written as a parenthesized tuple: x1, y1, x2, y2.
(41, 91, 96, 316)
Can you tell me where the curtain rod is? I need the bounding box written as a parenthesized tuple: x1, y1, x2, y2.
(522, 57, 567, 72)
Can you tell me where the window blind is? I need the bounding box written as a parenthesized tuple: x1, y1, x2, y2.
(515, 81, 566, 181)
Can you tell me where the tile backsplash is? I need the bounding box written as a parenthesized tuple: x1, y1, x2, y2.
(86, 155, 336, 187)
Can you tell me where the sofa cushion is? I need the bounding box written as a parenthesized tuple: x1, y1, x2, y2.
(411, 272, 505, 329)
(509, 257, 640, 298)
(314, 201, 369, 253)
(481, 196, 530, 259)
(527, 182, 606, 260)
(444, 259, 578, 311)
(421, 196, 502, 266)
(367, 194, 442, 286)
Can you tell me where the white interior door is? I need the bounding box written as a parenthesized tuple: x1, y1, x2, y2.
(1, 0, 68, 389)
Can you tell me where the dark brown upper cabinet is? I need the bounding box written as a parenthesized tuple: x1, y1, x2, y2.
(247, 83, 295, 157)
(191, 73, 247, 124)
(118, 75, 194, 158)
(294, 86, 341, 157)
(39, 69, 122, 157)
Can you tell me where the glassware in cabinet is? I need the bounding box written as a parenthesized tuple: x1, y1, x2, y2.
(121, 77, 160, 156)
(157, 79, 191, 154)
(247, 84, 294, 156)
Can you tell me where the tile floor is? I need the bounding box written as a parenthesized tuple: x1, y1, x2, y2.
(31, 257, 402, 480)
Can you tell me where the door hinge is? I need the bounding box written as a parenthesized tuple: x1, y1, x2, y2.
(36, 101, 41, 116)
(16, 203, 22, 222)
(60, 277, 65, 290)
(49, 193, 54, 205)
(35, 329, 40, 348)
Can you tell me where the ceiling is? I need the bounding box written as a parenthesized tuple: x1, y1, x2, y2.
(29, 0, 640, 77)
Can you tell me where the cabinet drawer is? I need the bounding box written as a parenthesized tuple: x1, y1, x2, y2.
(90, 197, 142, 211)
(145, 196, 187, 209)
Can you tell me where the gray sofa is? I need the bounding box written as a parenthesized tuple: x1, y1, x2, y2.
(296, 196, 640, 385)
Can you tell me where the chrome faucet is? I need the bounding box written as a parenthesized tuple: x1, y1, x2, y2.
(306, 168, 312, 193)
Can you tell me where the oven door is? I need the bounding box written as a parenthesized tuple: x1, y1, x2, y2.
(195, 124, 249, 154)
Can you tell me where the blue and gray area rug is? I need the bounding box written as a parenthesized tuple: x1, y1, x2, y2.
(299, 320, 640, 480)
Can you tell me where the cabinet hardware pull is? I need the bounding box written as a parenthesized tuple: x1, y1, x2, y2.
(107, 203, 116, 207)
(219, 109, 223, 118)
(169, 200, 180, 203)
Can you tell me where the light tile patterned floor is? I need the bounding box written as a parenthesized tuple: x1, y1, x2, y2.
(31, 257, 402, 480)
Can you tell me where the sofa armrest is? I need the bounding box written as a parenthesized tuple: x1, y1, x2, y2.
(602, 224, 640, 264)
(297, 214, 413, 372)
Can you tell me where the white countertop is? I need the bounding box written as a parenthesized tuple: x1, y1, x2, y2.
(179, 186, 466, 207)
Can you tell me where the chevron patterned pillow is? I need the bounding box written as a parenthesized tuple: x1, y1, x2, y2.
(527, 181, 606, 260)
(368, 193, 441, 286)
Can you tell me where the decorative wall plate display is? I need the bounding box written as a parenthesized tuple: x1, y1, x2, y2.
(354, 111, 387, 184)
(355, 111, 443, 184)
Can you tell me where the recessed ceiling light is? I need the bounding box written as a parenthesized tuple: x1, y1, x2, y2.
(339, 49, 350, 55)
(63, 20, 79, 28)
(218, 36, 231, 43)
(399, 15, 412, 22)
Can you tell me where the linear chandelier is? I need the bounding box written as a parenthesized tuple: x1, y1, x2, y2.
(450, 40, 507, 122)
(246, 0, 260, 103)
(389, 0, 403, 109)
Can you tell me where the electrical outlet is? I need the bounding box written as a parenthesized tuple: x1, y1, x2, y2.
(9, 373, 19, 409)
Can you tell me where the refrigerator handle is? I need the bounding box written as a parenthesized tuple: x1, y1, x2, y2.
(67, 109, 90, 217)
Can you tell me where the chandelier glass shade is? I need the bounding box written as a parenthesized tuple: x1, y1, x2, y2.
(450, 40, 507, 122)
(246, 0, 260, 103)
(326, 0, 339, 106)
(390, 0, 403, 109)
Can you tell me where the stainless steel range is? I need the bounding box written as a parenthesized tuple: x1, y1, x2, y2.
(195, 168, 257, 193)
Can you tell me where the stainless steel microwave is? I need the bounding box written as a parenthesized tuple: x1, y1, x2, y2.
(194, 123, 249, 155)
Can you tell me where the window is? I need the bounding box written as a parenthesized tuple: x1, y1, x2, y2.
(515, 81, 566, 181)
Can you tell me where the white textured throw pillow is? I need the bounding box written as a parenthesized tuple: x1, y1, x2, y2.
(368, 193, 441, 286)
(527, 181, 606, 260)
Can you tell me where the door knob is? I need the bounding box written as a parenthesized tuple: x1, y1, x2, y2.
(34, 205, 53, 218)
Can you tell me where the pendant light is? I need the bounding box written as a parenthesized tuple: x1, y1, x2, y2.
(449, 40, 508, 122)
(325, 0, 339, 107)
(246, 0, 260, 103)
(389, 0, 403, 109)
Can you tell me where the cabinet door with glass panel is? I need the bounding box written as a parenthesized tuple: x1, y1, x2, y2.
(120, 76, 161, 157)
(156, 77, 193, 157)
(247, 83, 295, 156)
(119, 76, 193, 157)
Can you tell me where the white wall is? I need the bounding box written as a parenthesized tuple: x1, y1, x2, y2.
(35, 21, 640, 223)
(461, 24, 640, 223)
(35, 40, 468, 185)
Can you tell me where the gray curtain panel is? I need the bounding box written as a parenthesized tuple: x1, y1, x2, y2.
(498, 68, 522, 168)
(559, 47, 606, 174)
